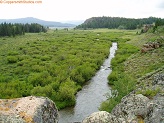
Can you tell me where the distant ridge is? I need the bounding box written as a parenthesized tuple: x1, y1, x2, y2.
(0, 17, 76, 27)
(76, 16, 161, 29)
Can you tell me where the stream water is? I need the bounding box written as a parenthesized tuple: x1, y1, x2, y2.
(59, 42, 117, 123)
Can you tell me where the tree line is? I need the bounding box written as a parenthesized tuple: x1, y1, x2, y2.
(0, 23, 47, 37)
(76, 17, 163, 30)
(154, 18, 164, 29)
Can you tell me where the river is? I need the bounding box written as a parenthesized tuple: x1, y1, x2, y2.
(59, 42, 117, 123)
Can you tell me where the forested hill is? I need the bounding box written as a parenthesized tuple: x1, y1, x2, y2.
(76, 17, 161, 29)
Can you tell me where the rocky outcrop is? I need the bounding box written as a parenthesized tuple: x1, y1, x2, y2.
(0, 96, 59, 123)
(83, 94, 164, 123)
(141, 42, 161, 53)
(112, 94, 149, 122)
(145, 94, 164, 123)
(82, 73, 164, 123)
(112, 93, 164, 122)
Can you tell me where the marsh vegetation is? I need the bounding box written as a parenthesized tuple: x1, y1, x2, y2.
(0, 29, 114, 109)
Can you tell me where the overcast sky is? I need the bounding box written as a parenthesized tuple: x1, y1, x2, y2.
(0, 0, 164, 22)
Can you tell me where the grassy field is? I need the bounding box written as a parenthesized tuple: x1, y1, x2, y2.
(1, 27, 162, 110)
(0, 29, 134, 109)
(100, 26, 164, 112)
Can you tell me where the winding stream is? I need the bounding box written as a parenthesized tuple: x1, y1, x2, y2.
(59, 42, 117, 123)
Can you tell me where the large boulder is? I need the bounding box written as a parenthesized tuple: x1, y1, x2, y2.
(82, 111, 123, 123)
(111, 94, 149, 122)
(145, 94, 164, 123)
(0, 96, 59, 123)
(82, 93, 164, 123)
(82, 72, 164, 123)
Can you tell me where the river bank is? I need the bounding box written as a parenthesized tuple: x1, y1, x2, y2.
(59, 27, 164, 122)
(59, 43, 117, 123)
(84, 27, 164, 122)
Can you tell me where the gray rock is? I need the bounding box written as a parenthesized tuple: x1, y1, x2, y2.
(111, 93, 164, 123)
(0, 115, 25, 123)
(0, 96, 59, 123)
(112, 94, 149, 122)
(152, 74, 164, 85)
(82, 111, 123, 123)
(82, 93, 163, 123)
(82, 72, 164, 123)
(145, 94, 164, 123)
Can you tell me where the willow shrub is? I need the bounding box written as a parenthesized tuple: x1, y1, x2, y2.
(0, 30, 112, 109)
(7, 56, 18, 63)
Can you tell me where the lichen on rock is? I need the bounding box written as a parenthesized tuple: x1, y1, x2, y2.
(0, 96, 59, 123)
(82, 93, 164, 123)
(112, 94, 149, 121)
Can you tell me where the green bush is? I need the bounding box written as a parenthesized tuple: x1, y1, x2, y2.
(0, 81, 33, 98)
(8, 51, 19, 55)
(28, 71, 52, 87)
(40, 55, 51, 61)
(56, 79, 77, 108)
(100, 98, 119, 112)
(108, 71, 118, 85)
(31, 85, 54, 97)
(31, 65, 44, 72)
(7, 56, 18, 63)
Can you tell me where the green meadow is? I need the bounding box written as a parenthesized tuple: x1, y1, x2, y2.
(1, 27, 163, 111)
(0, 29, 116, 109)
